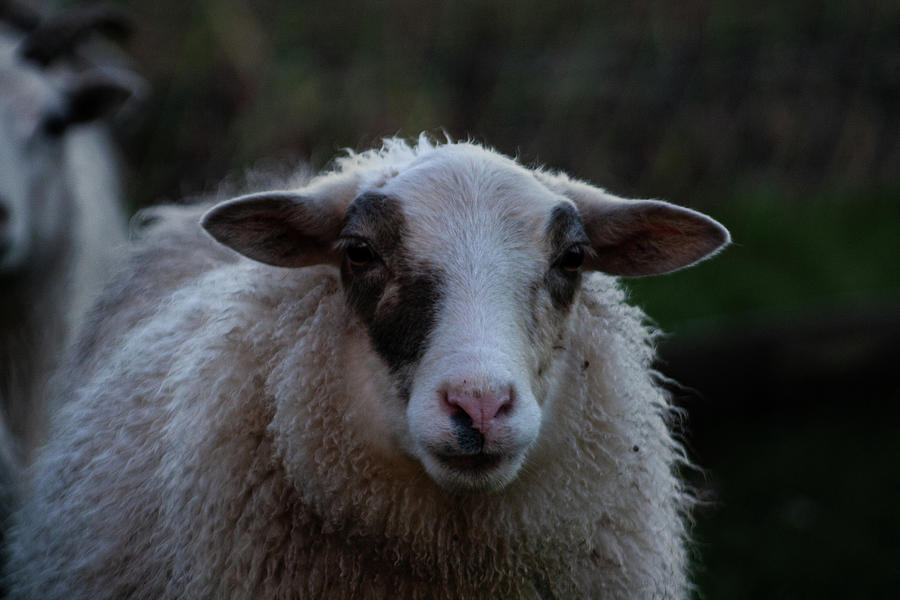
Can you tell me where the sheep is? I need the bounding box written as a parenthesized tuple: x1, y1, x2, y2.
(4, 137, 729, 599)
(0, 3, 136, 524)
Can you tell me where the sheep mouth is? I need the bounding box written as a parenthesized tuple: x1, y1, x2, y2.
(434, 452, 505, 473)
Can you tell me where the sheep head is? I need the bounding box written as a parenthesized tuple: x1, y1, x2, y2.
(0, 18, 135, 274)
(202, 142, 729, 493)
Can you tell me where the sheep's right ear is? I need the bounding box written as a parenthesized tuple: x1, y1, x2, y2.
(537, 172, 730, 276)
(201, 192, 345, 267)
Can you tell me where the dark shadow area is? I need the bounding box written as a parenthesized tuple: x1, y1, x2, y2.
(659, 304, 900, 597)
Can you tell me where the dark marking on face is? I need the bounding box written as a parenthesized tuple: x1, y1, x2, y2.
(544, 263, 579, 311)
(544, 202, 588, 311)
(452, 412, 484, 453)
(547, 202, 585, 250)
(340, 193, 406, 255)
(339, 193, 444, 400)
(368, 268, 442, 375)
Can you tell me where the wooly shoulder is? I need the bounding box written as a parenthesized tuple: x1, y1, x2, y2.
(5, 137, 729, 599)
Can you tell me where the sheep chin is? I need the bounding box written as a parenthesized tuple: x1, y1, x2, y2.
(415, 446, 529, 494)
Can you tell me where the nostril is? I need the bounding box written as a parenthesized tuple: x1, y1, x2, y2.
(440, 389, 463, 417)
(443, 384, 515, 435)
(496, 390, 514, 417)
(450, 409, 473, 429)
(485, 387, 514, 423)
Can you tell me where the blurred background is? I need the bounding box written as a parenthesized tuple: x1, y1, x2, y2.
(58, 0, 900, 596)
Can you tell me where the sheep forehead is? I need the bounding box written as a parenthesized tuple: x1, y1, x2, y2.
(376, 144, 566, 264)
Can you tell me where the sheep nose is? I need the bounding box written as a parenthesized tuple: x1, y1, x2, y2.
(443, 384, 514, 435)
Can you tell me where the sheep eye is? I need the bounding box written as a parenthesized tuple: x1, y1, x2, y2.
(41, 113, 68, 137)
(558, 245, 584, 273)
(346, 242, 376, 268)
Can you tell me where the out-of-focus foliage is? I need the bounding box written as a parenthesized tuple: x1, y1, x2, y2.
(69, 0, 899, 326)
(80, 0, 898, 206)
(50, 0, 900, 597)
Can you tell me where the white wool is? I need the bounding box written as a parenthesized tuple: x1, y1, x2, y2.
(5, 138, 704, 599)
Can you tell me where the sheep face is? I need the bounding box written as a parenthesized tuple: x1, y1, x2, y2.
(0, 27, 132, 274)
(202, 141, 730, 494)
(0, 36, 66, 274)
(338, 152, 583, 491)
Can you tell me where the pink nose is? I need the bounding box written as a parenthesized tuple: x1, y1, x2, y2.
(444, 384, 514, 434)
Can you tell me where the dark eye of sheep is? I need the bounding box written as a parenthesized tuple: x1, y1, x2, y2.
(40, 109, 69, 138)
(346, 241, 376, 268)
(558, 245, 584, 273)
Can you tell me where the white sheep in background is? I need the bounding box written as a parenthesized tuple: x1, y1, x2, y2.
(0, 3, 135, 519)
(5, 137, 729, 599)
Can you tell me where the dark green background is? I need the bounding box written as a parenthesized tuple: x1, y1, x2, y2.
(63, 0, 900, 596)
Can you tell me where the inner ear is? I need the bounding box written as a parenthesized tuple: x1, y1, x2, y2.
(201, 192, 346, 268)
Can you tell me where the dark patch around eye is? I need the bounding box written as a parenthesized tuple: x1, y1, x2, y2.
(341, 259, 387, 324)
(368, 267, 442, 376)
(340, 193, 406, 322)
(547, 202, 586, 251)
(544, 268, 581, 311)
(340, 193, 445, 401)
(544, 202, 587, 311)
(341, 192, 405, 252)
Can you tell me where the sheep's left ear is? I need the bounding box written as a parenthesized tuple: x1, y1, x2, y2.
(201, 192, 346, 268)
(538, 174, 730, 277)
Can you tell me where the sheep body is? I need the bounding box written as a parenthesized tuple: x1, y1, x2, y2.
(6, 138, 726, 598)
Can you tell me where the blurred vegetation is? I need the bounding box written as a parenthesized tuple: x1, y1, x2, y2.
(52, 0, 900, 596)
(630, 185, 900, 329)
(71, 0, 898, 328)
